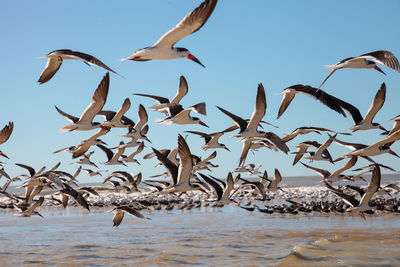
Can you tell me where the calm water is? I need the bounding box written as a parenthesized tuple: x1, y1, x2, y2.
(1, 206, 399, 266)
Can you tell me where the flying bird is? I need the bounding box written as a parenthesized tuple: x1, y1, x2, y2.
(134, 75, 188, 116)
(318, 50, 399, 89)
(121, 0, 218, 67)
(108, 205, 150, 227)
(0, 121, 13, 159)
(55, 73, 109, 132)
(38, 49, 119, 84)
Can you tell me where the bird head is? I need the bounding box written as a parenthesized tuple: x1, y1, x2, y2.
(176, 47, 205, 67)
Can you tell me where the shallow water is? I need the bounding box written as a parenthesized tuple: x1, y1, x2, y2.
(1, 206, 399, 266)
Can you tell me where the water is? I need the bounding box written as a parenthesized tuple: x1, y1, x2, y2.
(1, 206, 399, 266)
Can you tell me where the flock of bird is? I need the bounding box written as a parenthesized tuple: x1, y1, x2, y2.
(1, 0, 400, 226)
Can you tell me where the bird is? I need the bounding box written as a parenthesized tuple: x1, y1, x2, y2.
(82, 168, 106, 177)
(108, 205, 150, 227)
(13, 196, 44, 217)
(301, 156, 357, 183)
(98, 98, 134, 129)
(59, 184, 90, 211)
(153, 135, 201, 194)
(344, 83, 387, 132)
(291, 141, 332, 166)
(282, 126, 349, 143)
(346, 129, 400, 158)
(218, 83, 268, 139)
(121, 104, 150, 142)
(198, 172, 234, 204)
(302, 134, 336, 162)
(121, 142, 145, 164)
(134, 75, 188, 116)
(267, 169, 284, 192)
(318, 50, 399, 89)
(55, 73, 109, 132)
(326, 164, 382, 219)
(38, 49, 119, 84)
(119, 125, 150, 149)
(277, 85, 349, 119)
(53, 126, 110, 158)
(0, 121, 13, 159)
(72, 151, 98, 168)
(120, 0, 218, 67)
(97, 143, 127, 166)
(185, 130, 230, 151)
(155, 102, 208, 127)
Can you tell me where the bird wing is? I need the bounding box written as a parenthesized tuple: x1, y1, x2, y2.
(112, 209, 124, 227)
(63, 50, 119, 75)
(270, 168, 282, 189)
(362, 83, 386, 124)
(239, 138, 252, 166)
(277, 89, 296, 119)
(153, 0, 218, 48)
(198, 173, 223, 200)
(61, 184, 90, 211)
(369, 129, 400, 149)
(79, 73, 109, 123)
(170, 76, 188, 104)
(114, 98, 132, 122)
(134, 93, 170, 104)
(55, 106, 79, 123)
(324, 182, 359, 207)
(315, 134, 336, 156)
(120, 206, 147, 219)
(359, 164, 381, 206)
(318, 68, 337, 89)
(199, 151, 217, 165)
(330, 156, 357, 177)
(247, 83, 266, 131)
(15, 163, 36, 177)
(128, 142, 145, 158)
(38, 56, 63, 84)
(134, 104, 148, 131)
(292, 145, 307, 166)
(293, 85, 348, 117)
(0, 122, 13, 145)
(26, 196, 44, 214)
(358, 50, 400, 72)
(72, 144, 90, 159)
(152, 148, 178, 185)
(176, 135, 193, 185)
(301, 162, 330, 178)
(264, 132, 289, 154)
(97, 144, 114, 161)
(217, 106, 247, 132)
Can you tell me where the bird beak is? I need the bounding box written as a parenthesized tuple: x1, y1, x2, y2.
(101, 141, 107, 145)
(145, 137, 152, 143)
(37, 213, 44, 218)
(188, 54, 205, 68)
(199, 121, 209, 128)
(93, 164, 99, 168)
(224, 146, 231, 152)
(378, 125, 388, 132)
(389, 149, 400, 158)
(0, 152, 9, 159)
(374, 65, 386, 75)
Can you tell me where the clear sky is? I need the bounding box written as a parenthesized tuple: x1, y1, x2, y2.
(1, 0, 400, 183)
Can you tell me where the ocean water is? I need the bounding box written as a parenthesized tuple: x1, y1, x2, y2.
(0, 205, 399, 266)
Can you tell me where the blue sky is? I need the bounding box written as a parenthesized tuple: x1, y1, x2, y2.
(1, 0, 400, 183)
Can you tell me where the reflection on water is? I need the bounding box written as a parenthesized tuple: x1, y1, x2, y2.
(0, 206, 399, 266)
